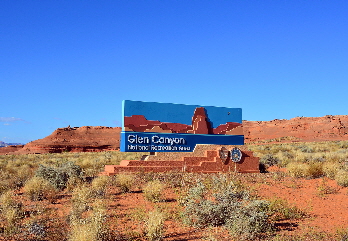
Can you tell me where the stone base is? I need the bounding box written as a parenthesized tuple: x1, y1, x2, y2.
(101, 145, 259, 175)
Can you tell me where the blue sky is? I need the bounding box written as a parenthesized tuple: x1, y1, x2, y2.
(1, 1, 348, 143)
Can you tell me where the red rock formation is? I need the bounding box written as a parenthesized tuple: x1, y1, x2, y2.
(213, 122, 243, 134)
(188, 107, 211, 134)
(4, 126, 121, 155)
(243, 115, 348, 143)
(0, 145, 24, 154)
(123, 107, 241, 135)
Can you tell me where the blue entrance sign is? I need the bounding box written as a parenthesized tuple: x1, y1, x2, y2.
(121, 100, 244, 152)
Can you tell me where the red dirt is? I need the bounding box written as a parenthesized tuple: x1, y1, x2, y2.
(1, 169, 348, 240)
(255, 172, 348, 237)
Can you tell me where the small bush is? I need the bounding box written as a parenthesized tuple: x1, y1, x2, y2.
(35, 162, 82, 190)
(307, 162, 324, 178)
(323, 161, 341, 179)
(143, 180, 164, 202)
(181, 182, 272, 240)
(335, 170, 348, 187)
(298, 145, 314, 153)
(23, 176, 58, 201)
(70, 185, 92, 220)
(115, 173, 134, 193)
(15, 164, 34, 188)
(26, 220, 47, 238)
(91, 175, 110, 197)
(260, 154, 280, 168)
(287, 162, 310, 178)
(69, 200, 108, 241)
(225, 200, 273, 240)
(145, 209, 165, 241)
(268, 198, 306, 221)
(0, 191, 23, 234)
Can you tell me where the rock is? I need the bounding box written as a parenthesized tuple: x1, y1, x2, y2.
(243, 115, 348, 143)
(4, 126, 121, 155)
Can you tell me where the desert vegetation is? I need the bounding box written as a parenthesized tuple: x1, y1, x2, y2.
(0, 141, 348, 240)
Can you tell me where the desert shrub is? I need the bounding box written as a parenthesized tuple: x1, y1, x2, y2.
(260, 154, 280, 168)
(0, 191, 23, 234)
(180, 182, 272, 240)
(338, 141, 348, 149)
(26, 220, 47, 238)
(225, 200, 272, 240)
(0, 173, 17, 194)
(115, 173, 135, 193)
(23, 176, 58, 201)
(275, 151, 294, 167)
(69, 200, 108, 241)
(79, 157, 104, 177)
(35, 162, 82, 190)
(91, 175, 110, 197)
(143, 180, 165, 202)
(287, 162, 310, 178)
(15, 164, 34, 187)
(70, 185, 92, 220)
(307, 162, 324, 178)
(298, 145, 314, 153)
(66, 176, 84, 191)
(145, 209, 165, 241)
(323, 161, 342, 179)
(335, 170, 348, 187)
(268, 198, 306, 221)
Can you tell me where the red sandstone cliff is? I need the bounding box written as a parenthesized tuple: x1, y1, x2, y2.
(5, 126, 121, 155)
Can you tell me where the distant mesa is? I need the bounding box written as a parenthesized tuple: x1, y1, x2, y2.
(0, 126, 121, 155)
(124, 107, 243, 135)
(0, 141, 23, 147)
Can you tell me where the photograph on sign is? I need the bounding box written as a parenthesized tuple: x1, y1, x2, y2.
(121, 100, 244, 152)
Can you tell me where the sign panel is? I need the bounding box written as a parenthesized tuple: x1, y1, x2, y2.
(121, 100, 244, 152)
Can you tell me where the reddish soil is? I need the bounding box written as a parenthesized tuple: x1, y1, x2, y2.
(113, 172, 348, 240)
(2, 170, 348, 240)
(255, 172, 348, 237)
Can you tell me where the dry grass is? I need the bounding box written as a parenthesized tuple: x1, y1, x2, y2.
(23, 176, 58, 202)
(249, 140, 348, 183)
(335, 170, 348, 187)
(0, 191, 23, 234)
(91, 175, 110, 197)
(143, 180, 165, 202)
(115, 173, 135, 193)
(69, 200, 108, 241)
(0, 142, 348, 240)
(145, 208, 166, 241)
